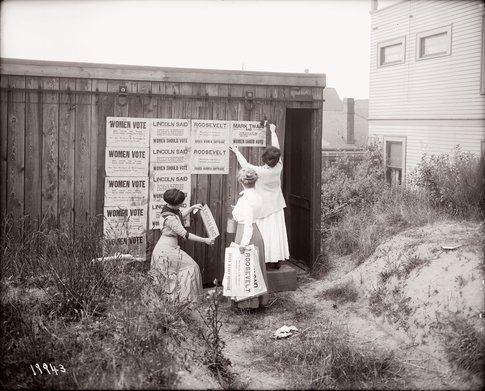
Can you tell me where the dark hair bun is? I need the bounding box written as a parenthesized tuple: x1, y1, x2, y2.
(163, 188, 186, 206)
(262, 146, 281, 168)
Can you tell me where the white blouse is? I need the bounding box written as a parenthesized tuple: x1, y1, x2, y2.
(232, 188, 262, 246)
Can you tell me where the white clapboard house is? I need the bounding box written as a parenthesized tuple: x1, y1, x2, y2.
(369, 0, 485, 185)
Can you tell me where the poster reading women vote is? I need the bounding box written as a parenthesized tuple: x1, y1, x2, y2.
(105, 147, 149, 176)
(103, 205, 148, 239)
(231, 121, 267, 147)
(104, 176, 149, 207)
(106, 117, 150, 148)
(149, 174, 191, 229)
(150, 119, 191, 174)
(191, 120, 230, 174)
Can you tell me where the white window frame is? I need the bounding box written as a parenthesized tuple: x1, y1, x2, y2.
(416, 25, 452, 61)
(383, 136, 407, 186)
(377, 36, 406, 68)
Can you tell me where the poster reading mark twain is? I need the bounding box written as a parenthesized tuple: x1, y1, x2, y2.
(191, 119, 230, 174)
(150, 119, 191, 174)
(149, 174, 191, 229)
(103, 205, 148, 239)
(106, 117, 150, 148)
(104, 176, 149, 207)
(231, 121, 266, 147)
(105, 147, 149, 177)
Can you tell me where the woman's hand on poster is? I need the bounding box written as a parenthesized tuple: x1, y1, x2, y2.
(204, 237, 215, 246)
(269, 123, 276, 132)
(229, 145, 239, 154)
(191, 203, 203, 212)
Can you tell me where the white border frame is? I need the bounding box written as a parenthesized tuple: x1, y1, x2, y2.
(383, 135, 407, 185)
(416, 25, 452, 61)
(377, 36, 406, 68)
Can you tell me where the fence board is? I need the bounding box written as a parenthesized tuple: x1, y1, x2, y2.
(0, 76, 8, 221)
(24, 77, 42, 227)
(41, 77, 59, 227)
(74, 78, 91, 226)
(58, 78, 76, 230)
(7, 76, 25, 219)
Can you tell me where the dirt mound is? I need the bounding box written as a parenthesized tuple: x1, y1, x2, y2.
(329, 220, 484, 354)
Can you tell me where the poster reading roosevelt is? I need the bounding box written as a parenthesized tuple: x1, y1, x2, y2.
(149, 174, 191, 229)
(105, 147, 149, 177)
(191, 119, 230, 174)
(150, 119, 191, 174)
(231, 121, 267, 147)
(106, 117, 150, 148)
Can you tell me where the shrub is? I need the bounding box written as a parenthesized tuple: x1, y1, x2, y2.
(252, 322, 403, 389)
(440, 316, 485, 378)
(410, 146, 484, 219)
(321, 143, 384, 219)
(317, 281, 359, 303)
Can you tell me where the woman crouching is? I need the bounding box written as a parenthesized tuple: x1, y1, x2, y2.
(231, 168, 269, 309)
(150, 188, 214, 302)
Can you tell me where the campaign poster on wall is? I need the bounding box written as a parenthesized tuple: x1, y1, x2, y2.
(105, 147, 149, 177)
(104, 176, 149, 207)
(231, 121, 267, 147)
(191, 119, 230, 174)
(149, 173, 191, 229)
(103, 205, 148, 239)
(106, 117, 150, 148)
(104, 235, 147, 260)
(150, 119, 191, 174)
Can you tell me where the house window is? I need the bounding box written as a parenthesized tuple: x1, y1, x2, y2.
(384, 137, 406, 185)
(417, 25, 452, 60)
(378, 37, 406, 67)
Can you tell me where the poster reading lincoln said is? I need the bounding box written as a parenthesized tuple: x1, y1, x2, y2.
(150, 119, 191, 174)
(231, 121, 266, 147)
(149, 174, 191, 229)
(106, 117, 150, 148)
(191, 119, 230, 174)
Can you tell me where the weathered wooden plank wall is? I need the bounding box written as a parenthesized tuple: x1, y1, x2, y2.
(0, 74, 322, 284)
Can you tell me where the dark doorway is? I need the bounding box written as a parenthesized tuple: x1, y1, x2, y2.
(283, 109, 313, 267)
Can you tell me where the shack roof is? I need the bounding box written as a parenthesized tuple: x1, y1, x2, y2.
(0, 58, 326, 88)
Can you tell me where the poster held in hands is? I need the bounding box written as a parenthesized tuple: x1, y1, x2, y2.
(199, 204, 219, 239)
(222, 243, 267, 300)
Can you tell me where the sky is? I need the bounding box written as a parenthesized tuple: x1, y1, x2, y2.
(0, 0, 372, 99)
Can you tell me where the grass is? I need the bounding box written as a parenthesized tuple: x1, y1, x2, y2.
(316, 280, 359, 303)
(0, 216, 224, 390)
(251, 322, 404, 389)
(439, 316, 485, 379)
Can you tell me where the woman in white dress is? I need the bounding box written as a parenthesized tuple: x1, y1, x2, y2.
(150, 188, 214, 302)
(231, 167, 269, 309)
(230, 122, 290, 269)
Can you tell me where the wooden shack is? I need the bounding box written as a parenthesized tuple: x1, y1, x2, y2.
(0, 58, 325, 284)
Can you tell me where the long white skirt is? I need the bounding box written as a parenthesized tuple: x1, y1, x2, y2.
(256, 209, 290, 263)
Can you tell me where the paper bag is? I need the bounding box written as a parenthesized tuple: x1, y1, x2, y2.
(222, 243, 267, 301)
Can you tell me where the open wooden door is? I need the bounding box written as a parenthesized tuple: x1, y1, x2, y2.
(283, 108, 315, 268)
